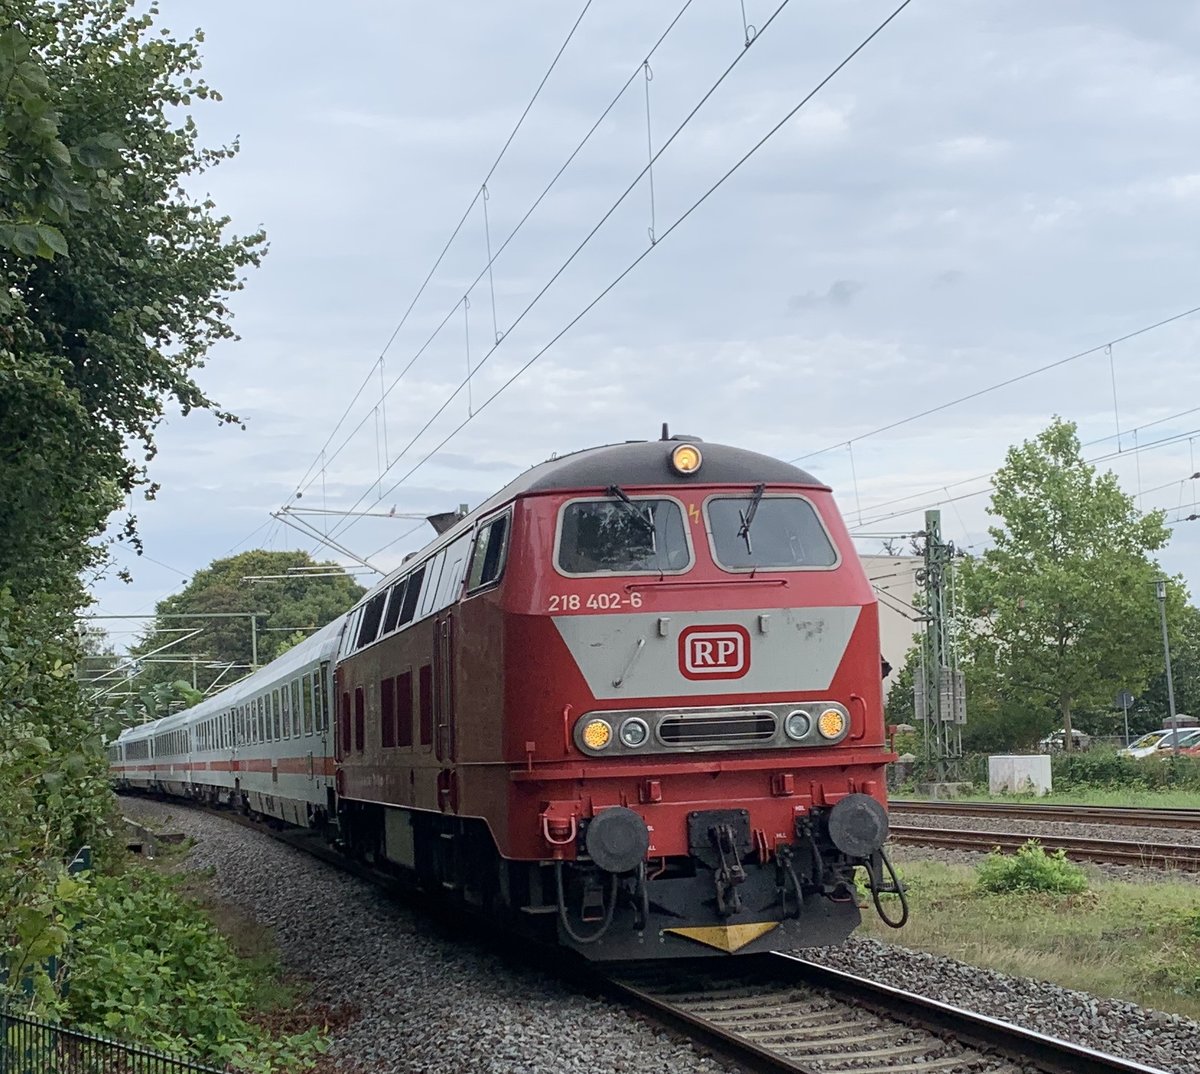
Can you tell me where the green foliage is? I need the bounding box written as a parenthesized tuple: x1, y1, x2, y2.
(61, 869, 324, 1072)
(957, 418, 1183, 751)
(130, 551, 364, 701)
(976, 841, 1089, 895)
(0, 0, 266, 601)
(0, 589, 116, 1003)
(1052, 749, 1200, 792)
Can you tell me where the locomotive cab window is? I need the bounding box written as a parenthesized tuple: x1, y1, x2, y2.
(706, 494, 838, 571)
(556, 497, 691, 576)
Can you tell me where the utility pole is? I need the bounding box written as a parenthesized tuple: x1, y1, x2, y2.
(916, 510, 966, 781)
(1156, 579, 1178, 754)
(250, 615, 259, 671)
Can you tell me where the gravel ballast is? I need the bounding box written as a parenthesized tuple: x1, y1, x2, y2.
(120, 798, 1198, 1073)
(121, 798, 737, 1074)
(797, 938, 1200, 1074)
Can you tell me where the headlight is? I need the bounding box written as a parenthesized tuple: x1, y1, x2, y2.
(619, 717, 649, 748)
(784, 710, 811, 741)
(670, 443, 702, 475)
(817, 708, 847, 739)
(581, 718, 613, 751)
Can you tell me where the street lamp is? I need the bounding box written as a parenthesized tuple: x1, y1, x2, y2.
(1155, 579, 1179, 755)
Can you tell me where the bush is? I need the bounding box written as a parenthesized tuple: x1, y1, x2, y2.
(976, 841, 1089, 895)
(1053, 749, 1200, 792)
(62, 869, 324, 1072)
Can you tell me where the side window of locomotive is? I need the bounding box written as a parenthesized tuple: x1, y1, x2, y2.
(706, 495, 838, 571)
(433, 533, 472, 611)
(357, 590, 388, 648)
(398, 565, 424, 626)
(417, 552, 446, 620)
(466, 512, 510, 592)
(381, 578, 407, 635)
(556, 498, 690, 575)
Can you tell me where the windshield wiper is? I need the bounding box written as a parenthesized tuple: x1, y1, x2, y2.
(606, 485, 655, 533)
(737, 484, 766, 554)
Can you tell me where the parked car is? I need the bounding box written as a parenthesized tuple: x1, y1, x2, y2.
(1121, 728, 1200, 758)
(1038, 729, 1091, 753)
(1157, 728, 1200, 755)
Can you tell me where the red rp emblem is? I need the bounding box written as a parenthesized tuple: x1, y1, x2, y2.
(679, 625, 751, 680)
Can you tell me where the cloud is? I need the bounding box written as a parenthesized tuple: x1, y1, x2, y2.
(789, 279, 864, 311)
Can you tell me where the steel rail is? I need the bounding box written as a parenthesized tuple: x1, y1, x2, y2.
(607, 954, 1170, 1074)
(890, 800, 1200, 830)
(890, 824, 1200, 870)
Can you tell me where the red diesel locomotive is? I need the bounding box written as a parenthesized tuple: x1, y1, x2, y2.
(112, 434, 905, 959)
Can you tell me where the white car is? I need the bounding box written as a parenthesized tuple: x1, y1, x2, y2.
(1120, 728, 1199, 758)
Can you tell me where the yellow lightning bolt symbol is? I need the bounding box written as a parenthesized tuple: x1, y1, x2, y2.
(688, 503, 700, 525)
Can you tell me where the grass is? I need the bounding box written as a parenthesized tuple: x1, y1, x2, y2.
(863, 859, 1200, 1019)
(901, 787, 1200, 808)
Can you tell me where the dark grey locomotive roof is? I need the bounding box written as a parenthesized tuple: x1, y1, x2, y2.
(511, 439, 827, 496)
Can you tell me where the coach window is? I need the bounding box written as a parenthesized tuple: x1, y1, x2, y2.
(273, 690, 282, 740)
(381, 578, 406, 635)
(705, 494, 838, 571)
(258, 697, 267, 743)
(354, 687, 365, 752)
(303, 675, 314, 735)
(396, 670, 414, 748)
(380, 677, 396, 748)
(556, 497, 691, 575)
(466, 512, 510, 592)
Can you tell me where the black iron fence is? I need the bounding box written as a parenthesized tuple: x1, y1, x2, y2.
(0, 1005, 226, 1074)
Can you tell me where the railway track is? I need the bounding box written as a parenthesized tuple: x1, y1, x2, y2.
(125, 797, 1179, 1074)
(889, 824, 1200, 870)
(609, 954, 1170, 1074)
(890, 800, 1200, 830)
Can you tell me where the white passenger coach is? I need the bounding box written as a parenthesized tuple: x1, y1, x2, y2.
(108, 616, 345, 826)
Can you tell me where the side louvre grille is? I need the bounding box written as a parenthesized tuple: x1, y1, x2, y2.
(657, 711, 776, 746)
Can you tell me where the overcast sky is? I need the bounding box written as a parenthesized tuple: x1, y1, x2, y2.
(88, 0, 1200, 646)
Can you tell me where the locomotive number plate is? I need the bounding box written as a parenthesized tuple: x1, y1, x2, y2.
(548, 591, 644, 611)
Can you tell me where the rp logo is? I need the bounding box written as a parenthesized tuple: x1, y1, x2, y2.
(679, 625, 751, 680)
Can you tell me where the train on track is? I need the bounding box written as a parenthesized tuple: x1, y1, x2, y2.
(110, 434, 905, 959)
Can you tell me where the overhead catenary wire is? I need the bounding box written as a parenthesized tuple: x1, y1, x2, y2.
(789, 303, 1200, 465)
(848, 423, 1200, 532)
(288, 0, 700, 507)
(328, 0, 917, 544)
(287, 0, 596, 504)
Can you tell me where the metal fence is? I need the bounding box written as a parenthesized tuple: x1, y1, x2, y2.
(0, 1006, 226, 1074)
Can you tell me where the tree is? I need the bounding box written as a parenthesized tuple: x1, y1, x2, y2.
(1, 1, 264, 1011)
(0, 1, 265, 601)
(957, 418, 1183, 751)
(129, 551, 364, 702)
(1131, 602, 1200, 730)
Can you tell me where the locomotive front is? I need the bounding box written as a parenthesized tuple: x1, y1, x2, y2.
(502, 438, 904, 958)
